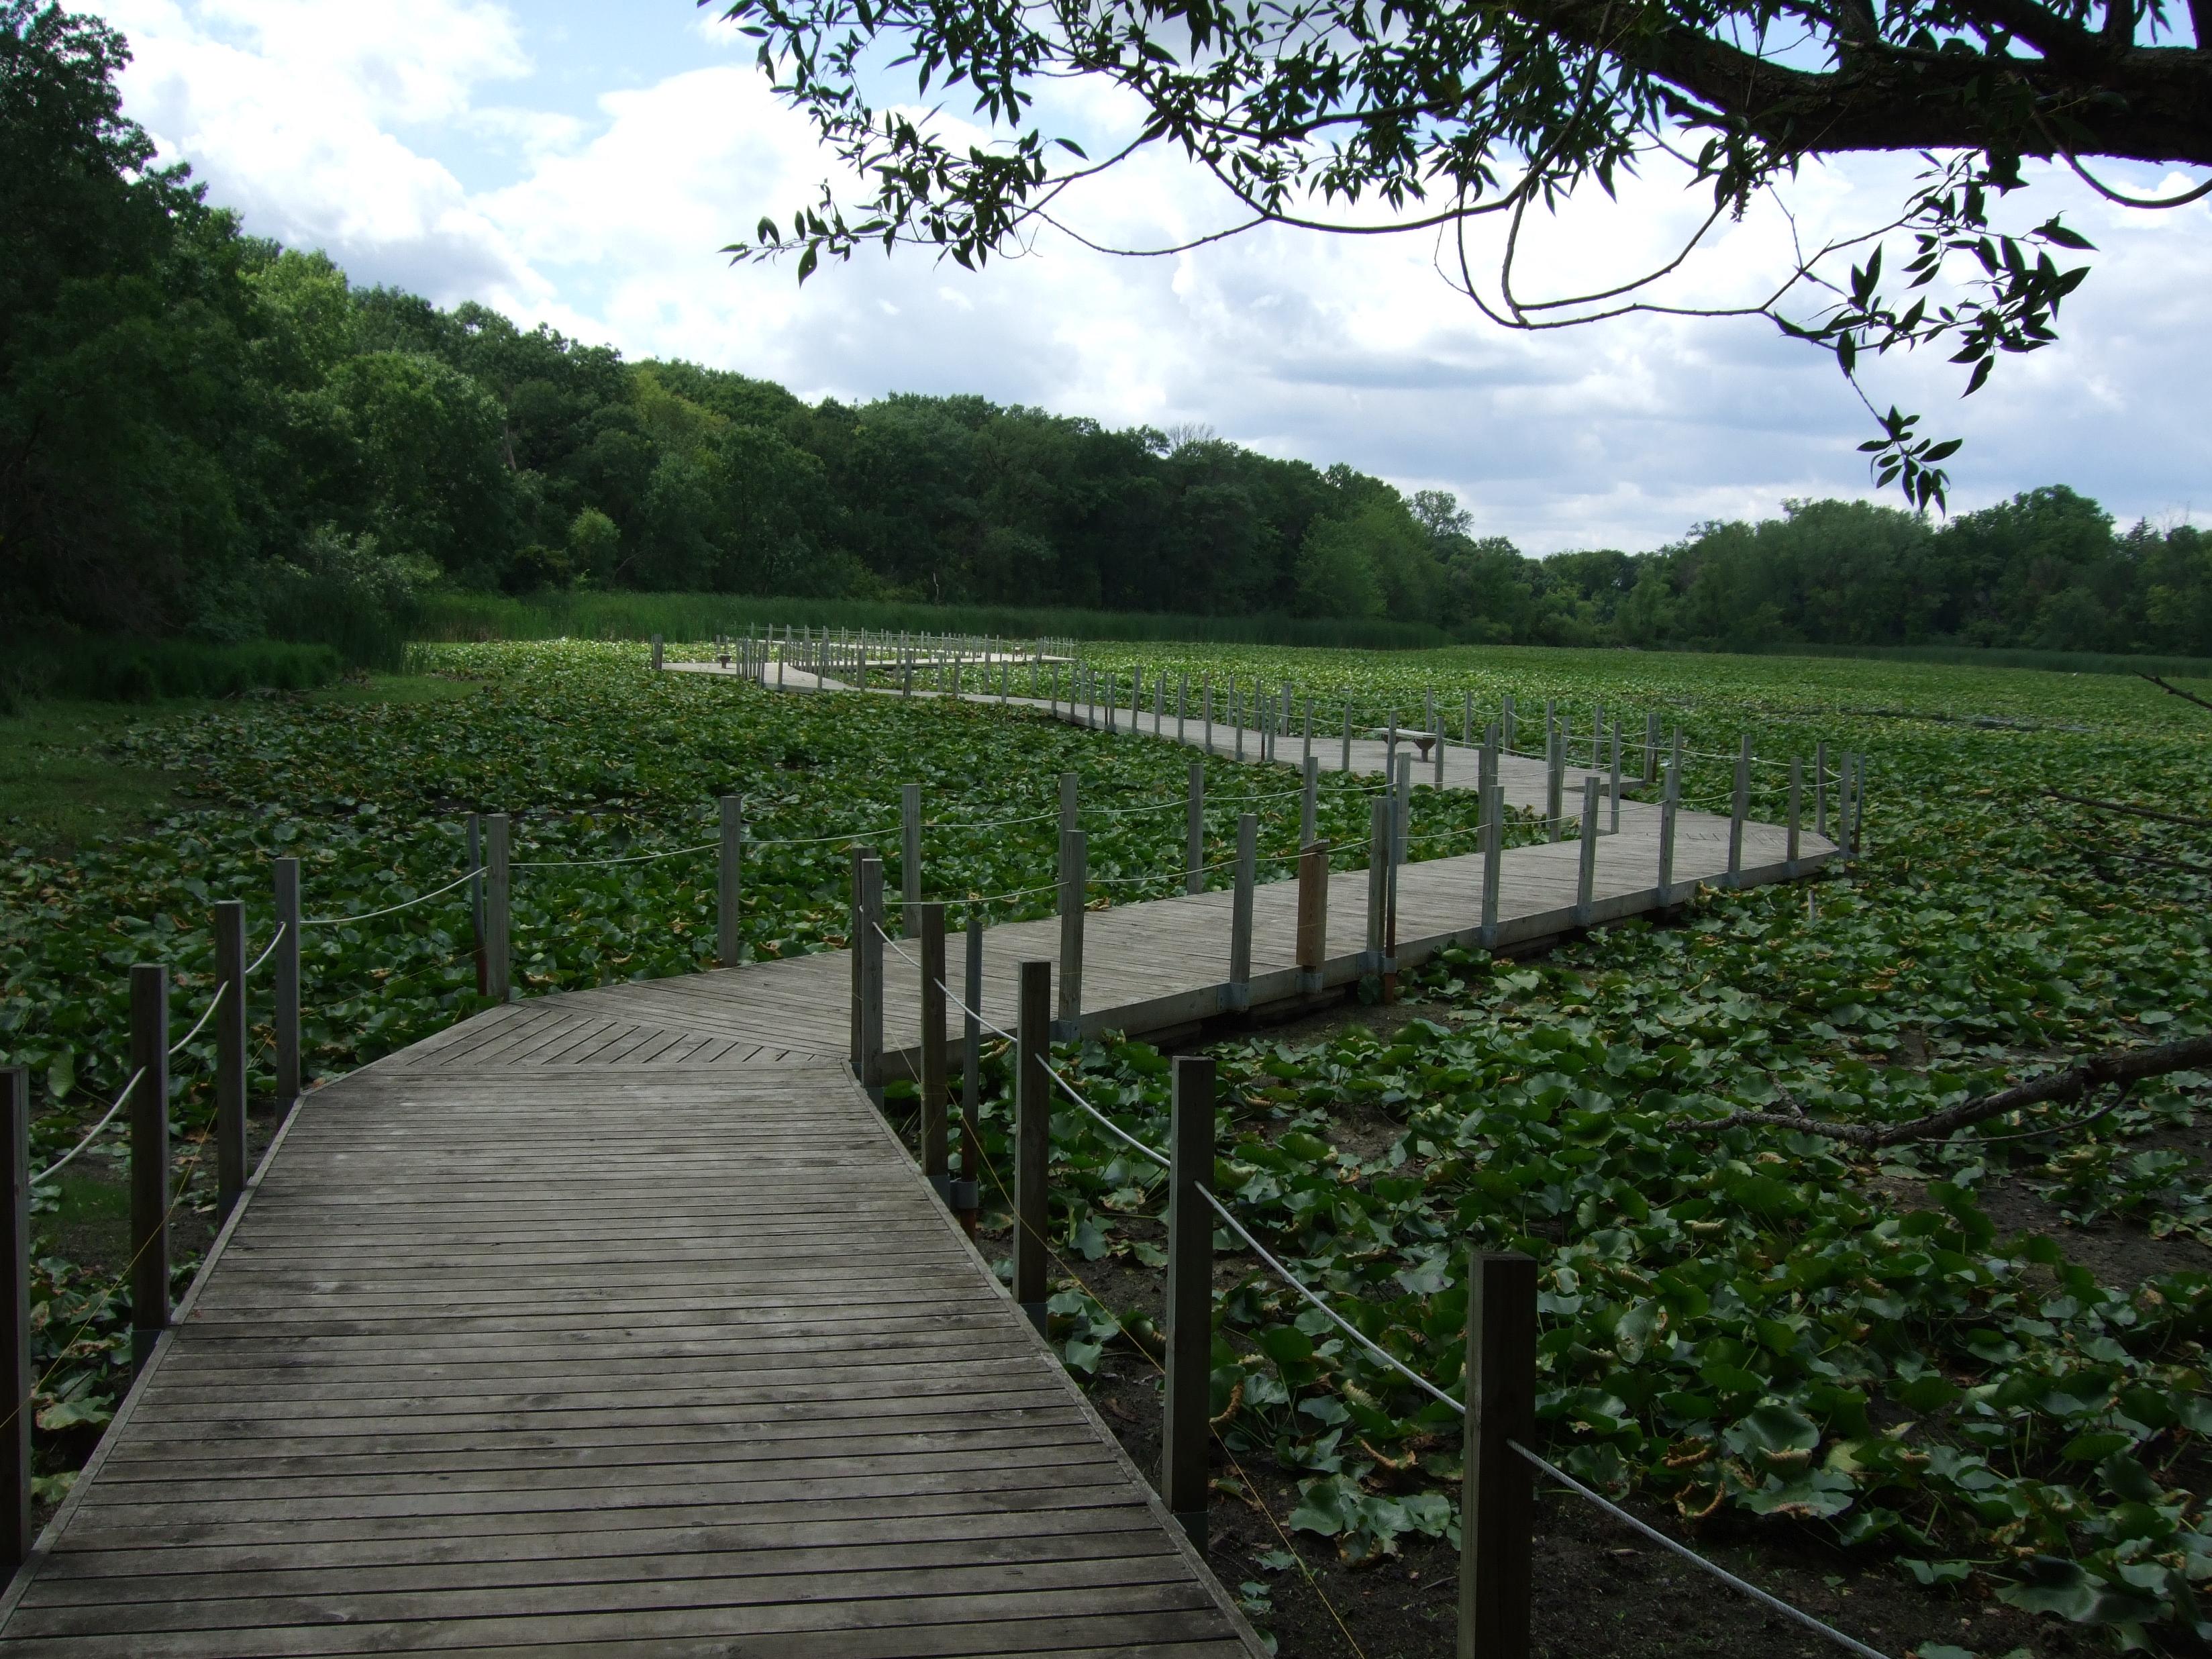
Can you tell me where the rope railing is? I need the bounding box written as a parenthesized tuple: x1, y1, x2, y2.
(509, 840, 717, 870)
(244, 923, 285, 978)
(867, 903, 1891, 1659)
(301, 866, 480, 926)
(33, 1067, 145, 1186)
(165, 982, 228, 1058)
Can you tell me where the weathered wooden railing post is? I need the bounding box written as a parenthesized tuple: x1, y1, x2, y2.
(1395, 751, 1413, 866)
(1786, 758, 1803, 877)
(919, 901, 949, 1200)
(467, 813, 487, 995)
(1185, 764, 1205, 895)
(484, 815, 511, 1003)
(1341, 701, 1352, 772)
(1644, 711, 1660, 783)
(1480, 724, 1497, 800)
(859, 855, 885, 1107)
(901, 783, 923, 939)
(1459, 1251, 1536, 1659)
(1463, 689, 1474, 748)
(1060, 771, 1078, 845)
(1015, 959, 1052, 1334)
(1727, 734, 1752, 889)
(1574, 777, 1600, 925)
(1297, 840, 1329, 992)
(1480, 782, 1502, 948)
(1501, 693, 1516, 751)
(1544, 724, 1564, 843)
(1154, 672, 1164, 735)
(130, 963, 169, 1374)
(848, 845, 867, 1076)
(1852, 752, 1868, 856)
(273, 855, 301, 1109)
(1176, 672, 1189, 744)
(1227, 814, 1257, 1011)
(1, 1066, 30, 1572)
(1160, 1052, 1216, 1548)
(1231, 682, 1245, 762)
(956, 914, 983, 1236)
(650, 634, 663, 671)
(1364, 797, 1391, 976)
(717, 795, 744, 967)
(1815, 739, 1829, 838)
(1301, 754, 1319, 847)
(1609, 721, 1623, 833)
(1056, 830, 1086, 1041)
(213, 899, 248, 1217)
(1658, 752, 1680, 904)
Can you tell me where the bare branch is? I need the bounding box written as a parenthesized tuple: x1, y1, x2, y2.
(1680, 1032, 2212, 1146)
(2140, 670, 2212, 713)
(2042, 787, 2212, 828)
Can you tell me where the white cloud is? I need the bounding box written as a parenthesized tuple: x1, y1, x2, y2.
(89, 0, 2212, 552)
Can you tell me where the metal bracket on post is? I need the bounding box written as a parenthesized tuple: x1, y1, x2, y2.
(1160, 1054, 1215, 1550)
(1015, 960, 1052, 1336)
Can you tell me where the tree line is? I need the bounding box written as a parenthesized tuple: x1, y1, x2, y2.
(7, 3, 2208, 665)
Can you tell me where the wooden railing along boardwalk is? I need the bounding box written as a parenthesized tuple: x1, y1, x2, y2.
(0, 659, 1844, 1656)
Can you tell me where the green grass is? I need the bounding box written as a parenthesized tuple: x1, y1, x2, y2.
(1744, 640, 2212, 678)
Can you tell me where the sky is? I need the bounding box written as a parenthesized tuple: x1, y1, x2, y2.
(87, 0, 2212, 555)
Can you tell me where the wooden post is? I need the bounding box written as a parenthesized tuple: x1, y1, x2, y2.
(848, 844, 867, 1075)
(957, 913, 983, 1234)
(485, 815, 511, 1002)
(1501, 693, 1515, 750)
(1463, 689, 1474, 747)
(717, 796, 744, 966)
(1609, 722, 1622, 834)
(1302, 697, 1313, 771)
(1575, 776, 1599, 925)
(919, 902, 949, 1199)
(1154, 672, 1164, 736)
(901, 783, 923, 938)
(1458, 1251, 1536, 1659)
(1786, 758, 1803, 876)
(650, 634, 664, 670)
(859, 856, 885, 1105)
(1727, 734, 1751, 889)
(1815, 739, 1829, 838)
(0, 1067, 30, 1572)
(1645, 711, 1661, 784)
(1060, 771, 1079, 845)
(130, 963, 169, 1374)
(1395, 751, 1413, 866)
(1015, 960, 1052, 1334)
(273, 856, 301, 1108)
(467, 813, 487, 995)
(213, 899, 248, 1217)
(1160, 1053, 1215, 1548)
(1185, 762, 1205, 895)
(1177, 672, 1188, 744)
(1852, 752, 1868, 856)
(1227, 814, 1256, 1011)
(1480, 725, 1497, 800)
(1341, 701, 1352, 772)
(1544, 727, 1563, 843)
(1480, 782, 1502, 948)
(1658, 755, 1680, 903)
(1364, 797, 1391, 972)
(1232, 683, 1244, 762)
(1300, 754, 1319, 846)
(1056, 830, 1086, 1040)
(1297, 841, 1329, 991)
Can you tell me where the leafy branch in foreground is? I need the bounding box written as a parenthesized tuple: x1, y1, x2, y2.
(1691, 1032, 2212, 1145)
(705, 0, 2199, 505)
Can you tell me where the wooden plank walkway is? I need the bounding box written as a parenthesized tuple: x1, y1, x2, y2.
(0, 665, 1831, 1654)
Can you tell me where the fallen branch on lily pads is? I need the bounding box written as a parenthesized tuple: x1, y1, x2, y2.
(1686, 1032, 2212, 1146)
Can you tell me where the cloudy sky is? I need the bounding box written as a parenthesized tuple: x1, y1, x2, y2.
(90, 0, 2211, 554)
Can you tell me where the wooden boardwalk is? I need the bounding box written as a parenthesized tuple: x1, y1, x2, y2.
(0, 671, 1832, 1654)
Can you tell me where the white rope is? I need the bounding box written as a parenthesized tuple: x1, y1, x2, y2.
(166, 983, 227, 1058)
(752, 820, 904, 849)
(34, 1068, 145, 1185)
(301, 867, 479, 926)
(925, 807, 1063, 833)
(1508, 1440, 1893, 1659)
(511, 840, 716, 870)
(1198, 1185, 1463, 1413)
(245, 923, 285, 978)
(1044, 1068, 1172, 1169)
